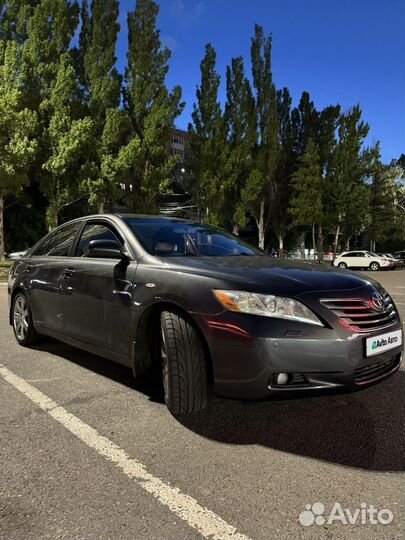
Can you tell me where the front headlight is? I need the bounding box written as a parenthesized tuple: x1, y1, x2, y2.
(213, 290, 323, 326)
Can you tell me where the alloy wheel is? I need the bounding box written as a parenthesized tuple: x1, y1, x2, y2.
(13, 295, 29, 341)
(160, 322, 170, 404)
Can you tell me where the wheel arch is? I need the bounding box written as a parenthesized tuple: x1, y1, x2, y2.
(133, 301, 213, 382)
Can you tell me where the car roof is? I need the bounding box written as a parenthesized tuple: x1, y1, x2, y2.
(339, 250, 369, 254)
(115, 213, 191, 222)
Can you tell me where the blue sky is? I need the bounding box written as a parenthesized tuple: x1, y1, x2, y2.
(117, 0, 405, 163)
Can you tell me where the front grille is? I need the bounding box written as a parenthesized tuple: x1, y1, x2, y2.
(354, 355, 400, 385)
(321, 293, 398, 333)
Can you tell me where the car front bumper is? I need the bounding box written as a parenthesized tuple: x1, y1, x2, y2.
(196, 312, 403, 400)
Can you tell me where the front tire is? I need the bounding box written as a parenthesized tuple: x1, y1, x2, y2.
(12, 292, 39, 346)
(369, 261, 380, 271)
(160, 310, 208, 415)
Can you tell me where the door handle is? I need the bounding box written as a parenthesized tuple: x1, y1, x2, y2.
(112, 290, 132, 298)
(63, 268, 76, 278)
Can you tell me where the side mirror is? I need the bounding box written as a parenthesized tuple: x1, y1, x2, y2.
(87, 239, 130, 261)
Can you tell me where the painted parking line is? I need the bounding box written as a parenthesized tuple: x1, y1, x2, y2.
(0, 364, 251, 540)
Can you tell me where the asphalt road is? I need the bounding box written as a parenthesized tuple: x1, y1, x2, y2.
(1, 270, 404, 540)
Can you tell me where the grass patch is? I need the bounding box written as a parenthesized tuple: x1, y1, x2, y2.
(0, 267, 9, 281)
(0, 260, 12, 281)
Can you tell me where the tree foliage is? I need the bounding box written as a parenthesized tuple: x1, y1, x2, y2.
(119, 0, 184, 213)
(0, 38, 37, 258)
(188, 43, 227, 224)
(0, 3, 401, 255)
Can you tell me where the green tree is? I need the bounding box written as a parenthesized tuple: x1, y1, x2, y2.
(0, 0, 39, 43)
(292, 91, 319, 157)
(289, 139, 323, 258)
(223, 56, 257, 233)
(74, 0, 122, 212)
(242, 25, 279, 249)
(273, 87, 295, 255)
(369, 153, 404, 250)
(119, 0, 183, 212)
(22, 0, 81, 230)
(0, 40, 37, 260)
(326, 106, 370, 257)
(41, 53, 93, 230)
(189, 43, 227, 223)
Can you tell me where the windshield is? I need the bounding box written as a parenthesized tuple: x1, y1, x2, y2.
(123, 217, 263, 257)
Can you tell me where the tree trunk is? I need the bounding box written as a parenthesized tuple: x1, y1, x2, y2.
(345, 236, 351, 251)
(333, 224, 340, 262)
(278, 234, 284, 258)
(0, 196, 5, 262)
(312, 223, 316, 260)
(300, 231, 305, 260)
(98, 201, 105, 214)
(46, 204, 58, 232)
(317, 224, 324, 262)
(370, 239, 376, 252)
(232, 223, 239, 236)
(257, 200, 265, 250)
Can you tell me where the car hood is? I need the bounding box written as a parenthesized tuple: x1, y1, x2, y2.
(162, 256, 380, 297)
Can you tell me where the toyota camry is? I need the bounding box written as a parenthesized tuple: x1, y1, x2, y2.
(8, 214, 404, 414)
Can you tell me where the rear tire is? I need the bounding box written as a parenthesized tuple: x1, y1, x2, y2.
(12, 292, 39, 346)
(160, 310, 208, 415)
(369, 261, 380, 271)
(338, 262, 347, 269)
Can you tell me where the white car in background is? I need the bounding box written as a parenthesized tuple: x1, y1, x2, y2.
(334, 250, 393, 271)
(5, 251, 27, 260)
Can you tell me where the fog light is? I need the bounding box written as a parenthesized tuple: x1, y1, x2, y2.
(275, 372, 289, 385)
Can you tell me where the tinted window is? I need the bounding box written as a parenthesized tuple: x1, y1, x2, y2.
(123, 217, 263, 257)
(32, 222, 81, 257)
(76, 223, 122, 257)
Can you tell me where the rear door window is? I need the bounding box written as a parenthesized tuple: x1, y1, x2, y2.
(32, 222, 82, 257)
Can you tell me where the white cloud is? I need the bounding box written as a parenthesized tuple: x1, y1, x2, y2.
(162, 34, 178, 52)
(169, 0, 204, 25)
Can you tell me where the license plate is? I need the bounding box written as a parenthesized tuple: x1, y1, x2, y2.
(366, 330, 403, 357)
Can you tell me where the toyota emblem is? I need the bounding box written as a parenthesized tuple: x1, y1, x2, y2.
(371, 292, 384, 310)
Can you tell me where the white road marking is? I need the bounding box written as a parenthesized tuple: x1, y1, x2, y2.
(0, 364, 251, 540)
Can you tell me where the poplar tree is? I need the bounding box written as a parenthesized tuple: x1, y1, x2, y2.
(326, 106, 370, 257)
(42, 53, 93, 229)
(289, 139, 323, 258)
(0, 39, 37, 260)
(189, 43, 227, 223)
(223, 56, 256, 233)
(273, 87, 295, 255)
(242, 25, 279, 249)
(120, 0, 183, 212)
(22, 0, 82, 230)
(369, 152, 403, 250)
(74, 0, 123, 212)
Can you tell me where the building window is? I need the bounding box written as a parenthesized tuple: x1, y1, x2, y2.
(172, 136, 184, 145)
